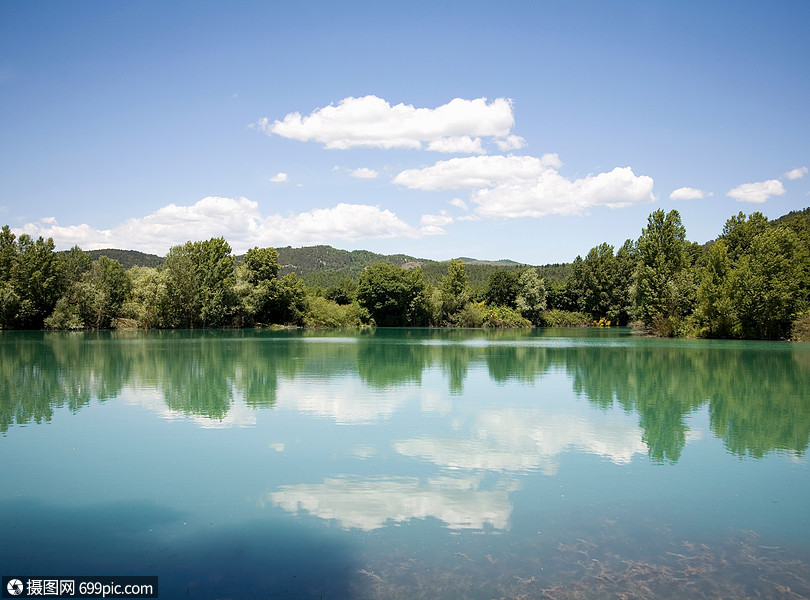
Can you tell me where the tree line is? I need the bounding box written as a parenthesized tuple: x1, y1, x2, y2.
(1, 207, 808, 339)
(4, 328, 808, 460)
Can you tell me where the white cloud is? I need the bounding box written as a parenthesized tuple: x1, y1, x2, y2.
(15, 197, 427, 254)
(349, 167, 379, 179)
(394, 407, 647, 476)
(426, 135, 485, 154)
(269, 172, 288, 183)
(393, 154, 655, 219)
(494, 134, 526, 151)
(450, 198, 469, 210)
(419, 211, 454, 236)
(727, 179, 785, 203)
(394, 154, 563, 190)
(669, 187, 706, 201)
(784, 166, 808, 180)
(257, 96, 516, 151)
(264, 474, 511, 531)
(420, 211, 453, 227)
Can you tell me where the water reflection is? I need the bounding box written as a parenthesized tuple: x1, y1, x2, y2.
(2, 329, 809, 461)
(265, 473, 513, 531)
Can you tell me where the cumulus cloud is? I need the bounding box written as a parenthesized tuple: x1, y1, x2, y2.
(265, 474, 511, 531)
(727, 179, 786, 203)
(450, 198, 469, 210)
(257, 96, 516, 152)
(494, 135, 526, 151)
(15, 196, 435, 254)
(269, 172, 288, 183)
(784, 166, 808, 180)
(349, 167, 379, 179)
(426, 136, 485, 154)
(669, 187, 706, 201)
(394, 408, 647, 476)
(393, 154, 655, 219)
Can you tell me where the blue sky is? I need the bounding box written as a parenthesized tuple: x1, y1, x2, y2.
(1, 1, 808, 264)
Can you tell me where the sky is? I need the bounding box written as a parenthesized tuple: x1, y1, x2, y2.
(1, 1, 808, 265)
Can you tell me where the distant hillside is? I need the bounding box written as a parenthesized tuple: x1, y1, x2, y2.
(85, 249, 163, 269)
(273, 244, 571, 291)
(772, 207, 810, 230)
(276, 244, 429, 276)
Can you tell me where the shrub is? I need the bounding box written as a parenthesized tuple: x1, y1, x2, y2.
(792, 311, 810, 342)
(482, 305, 532, 328)
(455, 301, 487, 327)
(539, 309, 591, 327)
(305, 297, 369, 328)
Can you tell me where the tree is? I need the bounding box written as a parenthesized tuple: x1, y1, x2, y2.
(634, 209, 694, 333)
(242, 246, 279, 285)
(357, 263, 430, 326)
(81, 256, 131, 329)
(439, 259, 470, 323)
(255, 273, 309, 325)
(515, 268, 546, 325)
(7, 234, 61, 329)
(162, 238, 236, 328)
(720, 211, 769, 262)
(695, 240, 736, 338)
(731, 227, 809, 339)
(484, 269, 520, 308)
(123, 266, 170, 329)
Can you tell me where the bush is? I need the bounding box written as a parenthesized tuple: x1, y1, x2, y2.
(305, 297, 368, 328)
(539, 309, 591, 327)
(455, 302, 487, 327)
(792, 311, 810, 341)
(482, 305, 532, 328)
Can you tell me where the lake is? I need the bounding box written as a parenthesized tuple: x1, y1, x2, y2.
(1, 328, 809, 599)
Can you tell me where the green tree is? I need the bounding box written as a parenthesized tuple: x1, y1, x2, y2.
(439, 259, 470, 323)
(357, 263, 430, 326)
(695, 240, 736, 338)
(720, 211, 769, 262)
(242, 246, 280, 284)
(515, 268, 546, 325)
(325, 277, 357, 305)
(484, 269, 520, 308)
(162, 238, 236, 328)
(255, 273, 309, 325)
(731, 226, 809, 339)
(634, 209, 694, 334)
(123, 266, 170, 329)
(7, 234, 61, 329)
(81, 256, 131, 329)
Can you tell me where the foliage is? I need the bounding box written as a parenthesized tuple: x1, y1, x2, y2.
(304, 297, 368, 328)
(357, 263, 431, 326)
(438, 259, 470, 324)
(792, 311, 810, 341)
(694, 240, 736, 338)
(481, 305, 532, 328)
(484, 269, 520, 308)
(162, 238, 236, 328)
(84, 249, 163, 269)
(515, 268, 546, 325)
(633, 209, 695, 333)
(2, 205, 810, 336)
(539, 309, 592, 327)
(730, 226, 809, 339)
(0, 228, 62, 329)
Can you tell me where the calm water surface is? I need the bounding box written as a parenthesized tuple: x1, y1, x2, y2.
(2, 328, 809, 599)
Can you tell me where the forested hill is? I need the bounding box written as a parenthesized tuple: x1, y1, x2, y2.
(84, 249, 163, 269)
(73, 244, 568, 289)
(274, 245, 570, 289)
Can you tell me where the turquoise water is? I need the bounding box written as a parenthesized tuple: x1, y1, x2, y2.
(1, 328, 809, 598)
